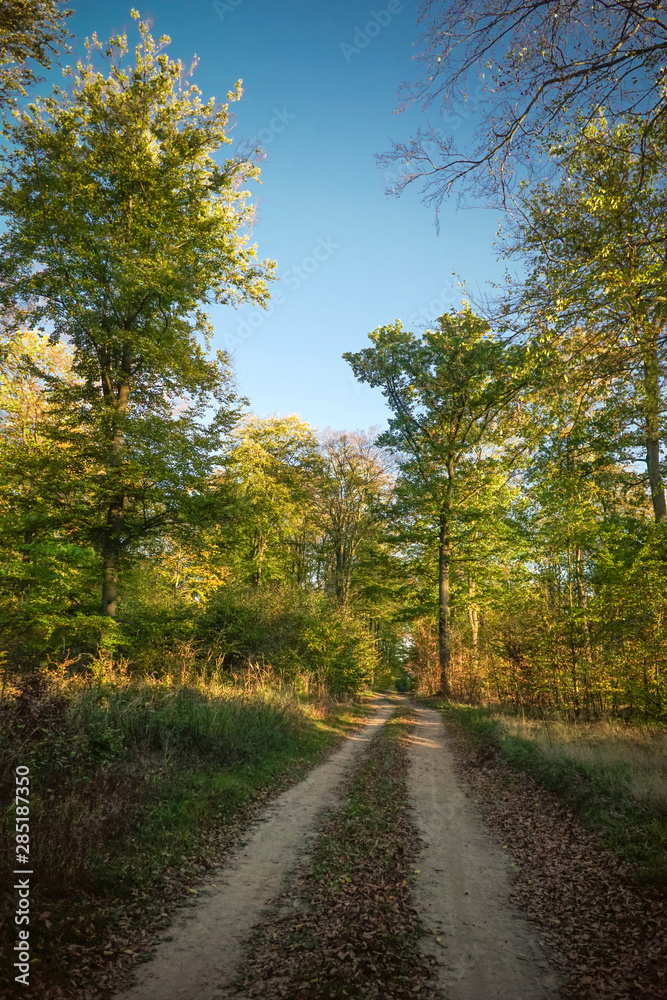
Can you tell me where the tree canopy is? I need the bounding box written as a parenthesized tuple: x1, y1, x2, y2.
(0, 0, 71, 112)
(1, 5, 666, 721)
(502, 115, 667, 521)
(345, 307, 530, 692)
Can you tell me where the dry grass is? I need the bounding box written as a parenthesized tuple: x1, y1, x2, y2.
(495, 715, 667, 811)
(441, 703, 667, 882)
(0, 657, 367, 997)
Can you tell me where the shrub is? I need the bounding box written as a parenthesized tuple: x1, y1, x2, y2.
(197, 585, 377, 694)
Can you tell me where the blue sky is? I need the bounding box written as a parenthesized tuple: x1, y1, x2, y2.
(63, 1, 505, 433)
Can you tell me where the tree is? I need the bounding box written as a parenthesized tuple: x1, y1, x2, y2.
(345, 306, 528, 693)
(379, 0, 667, 210)
(0, 0, 71, 113)
(0, 326, 73, 447)
(503, 115, 667, 521)
(0, 326, 97, 639)
(0, 13, 274, 618)
(310, 430, 392, 602)
(473, 378, 664, 717)
(221, 414, 319, 588)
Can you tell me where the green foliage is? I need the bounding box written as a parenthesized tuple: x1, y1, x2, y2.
(0, 0, 71, 112)
(0, 665, 339, 800)
(197, 585, 378, 695)
(220, 414, 319, 587)
(310, 430, 393, 601)
(0, 12, 274, 618)
(345, 306, 533, 692)
(505, 114, 667, 521)
(343, 132, 667, 717)
(2, 5, 667, 799)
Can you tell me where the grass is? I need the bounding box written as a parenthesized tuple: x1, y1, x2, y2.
(0, 661, 369, 998)
(434, 702, 667, 885)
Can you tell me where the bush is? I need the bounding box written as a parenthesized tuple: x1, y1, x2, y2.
(197, 585, 378, 695)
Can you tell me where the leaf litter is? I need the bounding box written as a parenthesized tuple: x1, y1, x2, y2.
(443, 714, 667, 1000)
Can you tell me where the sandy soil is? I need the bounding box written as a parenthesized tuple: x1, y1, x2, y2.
(408, 706, 561, 1000)
(112, 700, 394, 1000)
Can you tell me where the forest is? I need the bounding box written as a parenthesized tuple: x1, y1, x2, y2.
(1, 24, 665, 718)
(1, 3, 666, 999)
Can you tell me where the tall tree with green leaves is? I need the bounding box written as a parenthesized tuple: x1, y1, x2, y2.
(345, 306, 529, 693)
(0, 326, 97, 644)
(310, 430, 392, 602)
(221, 414, 319, 587)
(504, 115, 667, 522)
(0, 12, 274, 618)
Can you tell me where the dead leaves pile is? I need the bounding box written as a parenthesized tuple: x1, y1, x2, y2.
(231, 711, 442, 1000)
(445, 718, 667, 1000)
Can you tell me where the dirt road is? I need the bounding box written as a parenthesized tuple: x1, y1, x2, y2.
(114, 700, 394, 1000)
(408, 706, 560, 999)
(114, 700, 561, 1000)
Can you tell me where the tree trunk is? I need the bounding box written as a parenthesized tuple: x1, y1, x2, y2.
(467, 574, 479, 673)
(251, 534, 266, 586)
(19, 529, 32, 607)
(101, 535, 120, 616)
(574, 546, 594, 715)
(335, 541, 345, 601)
(100, 349, 131, 616)
(566, 543, 580, 717)
(100, 482, 125, 615)
(19, 448, 33, 606)
(644, 334, 666, 523)
(438, 509, 451, 696)
(334, 535, 354, 602)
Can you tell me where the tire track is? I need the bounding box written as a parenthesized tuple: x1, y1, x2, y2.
(408, 706, 561, 1000)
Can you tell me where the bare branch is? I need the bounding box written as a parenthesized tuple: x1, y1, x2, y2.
(381, 0, 667, 212)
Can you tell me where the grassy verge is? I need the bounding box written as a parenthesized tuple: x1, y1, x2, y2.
(0, 666, 369, 999)
(235, 704, 442, 1000)
(431, 701, 667, 885)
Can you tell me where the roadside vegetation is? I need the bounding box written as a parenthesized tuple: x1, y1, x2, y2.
(0, 660, 369, 998)
(439, 704, 667, 885)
